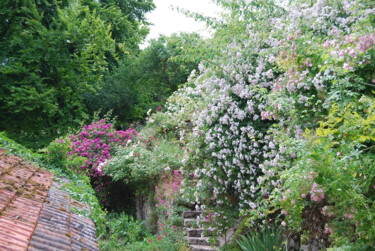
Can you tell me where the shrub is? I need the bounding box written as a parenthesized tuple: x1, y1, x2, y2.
(43, 136, 86, 174)
(100, 213, 188, 251)
(100, 212, 148, 249)
(237, 227, 286, 251)
(104, 138, 183, 189)
(68, 119, 137, 177)
(66, 119, 137, 205)
(271, 97, 375, 247)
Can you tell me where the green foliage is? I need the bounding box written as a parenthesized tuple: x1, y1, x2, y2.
(86, 33, 204, 123)
(237, 227, 285, 251)
(273, 97, 375, 247)
(43, 136, 86, 172)
(0, 0, 111, 141)
(99, 0, 154, 24)
(100, 213, 188, 251)
(123, 223, 189, 251)
(100, 212, 148, 250)
(327, 244, 374, 251)
(0, 132, 44, 165)
(105, 138, 183, 189)
(98, 0, 154, 55)
(120, 237, 182, 251)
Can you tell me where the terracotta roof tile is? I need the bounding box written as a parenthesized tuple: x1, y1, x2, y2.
(0, 150, 99, 251)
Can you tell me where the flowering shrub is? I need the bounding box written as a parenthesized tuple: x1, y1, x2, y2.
(69, 119, 137, 177)
(270, 97, 375, 247)
(64, 119, 137, 204)
(154, 170, 185, 231)
(104, 138, 183, 188)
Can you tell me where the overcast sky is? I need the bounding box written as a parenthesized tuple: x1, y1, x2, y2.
(144, 0, 222, 42)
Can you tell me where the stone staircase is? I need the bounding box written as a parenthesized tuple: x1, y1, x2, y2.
(183, 211, 218, 251)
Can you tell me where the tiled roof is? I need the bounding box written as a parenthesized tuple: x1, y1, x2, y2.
(0, 150, 99, 251)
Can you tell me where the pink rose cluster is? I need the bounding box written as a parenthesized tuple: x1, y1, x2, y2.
(171, 170, 183, 192)
(310, 182, 325, 202)
(68, 119, 137, 177)
(357, 34, 375, 53)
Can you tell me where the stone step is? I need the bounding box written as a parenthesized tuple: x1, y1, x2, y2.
(187, 237, 210, 246)
(190, 244, 219, 251)
(186, 228, 204, 237)
(183, 211, 203, 219)
(186, 228, 215, 237)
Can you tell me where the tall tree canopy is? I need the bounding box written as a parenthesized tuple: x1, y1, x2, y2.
(0, 0, 154, 146)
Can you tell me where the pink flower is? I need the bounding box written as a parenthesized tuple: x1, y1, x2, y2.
(321, 206, 328, 216)
(310, 183, 325, 202)
(261, 111, 276, 120)
(301, 194, 307, 198)
(344, 214, 354, 219)
(324, 224, 333, 235)
(357, 34, 375, 52)
(343, 62, 353, 71)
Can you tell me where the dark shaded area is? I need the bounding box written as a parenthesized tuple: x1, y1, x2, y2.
(105, 180, 137, 216)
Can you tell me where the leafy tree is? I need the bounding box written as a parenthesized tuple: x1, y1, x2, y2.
(97, 0, 155, 66)
(85, 33, 206, 124)
(0, 0, 115, 147)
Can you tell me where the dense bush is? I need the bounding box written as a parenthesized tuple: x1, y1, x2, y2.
(44, 119, 137, 207)
(271, 98, 375, 247)
(100, 213, 148, 249)
(237, 227, 285, 251)
(68, 119, 136, 177)
(99, 212, 188, 251)
(104, 138, 183, 188)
